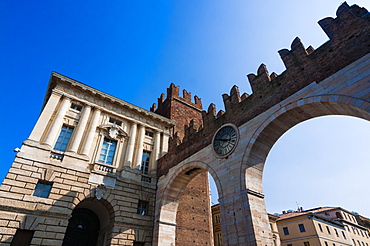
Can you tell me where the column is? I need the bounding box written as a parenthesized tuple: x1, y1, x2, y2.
(29, 92, 62, 142)
(149, 130, 161, 175)
(81, 108, 101, 157)
(134, 124, 145, 169)
(161, 133, 169, 157)
(124, 122, 137, 168)
(43, 97, 71, 147)
(68, 104, 91, 153)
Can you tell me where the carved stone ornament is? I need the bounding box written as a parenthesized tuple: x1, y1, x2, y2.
(95, 184, 106, 200)
(109, 126, 119, 139)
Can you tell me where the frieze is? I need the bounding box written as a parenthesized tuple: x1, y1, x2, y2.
(54, 82, 173, 132)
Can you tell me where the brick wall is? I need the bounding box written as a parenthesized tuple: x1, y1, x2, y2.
(152, 85, 213, 246)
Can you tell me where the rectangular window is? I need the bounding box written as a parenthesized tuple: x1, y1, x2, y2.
(327, 226, 331, 234)
(342, 231, 346, 239)
(215, 215, 221, 224)
(11, 229, 34, 246)
(334, 228, 339, 237)
(318, 223, 323, 232)
(283, 227, 289, 235)
(137, 200, 149, 216)
(216, 233, 222, 246)
(109, 117, 122, 126)
(304, 242, 310, 246)
(70, 103, 82, 111)
(54, 125, 74, 152)
(33, 180, 53, 198)
(145, 130, 154, 137)
(99, 138, 117, 165)
(141, 151, 151, 175)
(133, 242, 145, 246)
(299, 223, 306, 232)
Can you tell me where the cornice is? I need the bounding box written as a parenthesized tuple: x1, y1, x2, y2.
(46, 72, 177, 127)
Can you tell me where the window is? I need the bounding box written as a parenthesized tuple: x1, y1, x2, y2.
(141, 151, 151, 175)
(342, 231, 346, 239)
(304, 242, 310, 246)
(145, 130, 154, 137)
(33, 180, 52, 198)
(318, 223, 323, 232)
(334, 229, 339, 237)
(70, 103, 82, 111)
(133, 242, 145, 246)
(54, 125, 74, 152)
(99, 138, 117, 165)
(325, 242, 328, 246)
(215, 215, 221, 224)
(326, 226, 331, 234)
(109, 117, 122, 126)
(216, 233, 222, 246)
(137, 200, 149, 216)
(336, 212, 343, 219)
(11, 229, 34, 246)
(299, 224, 306, 232)
(287, 244, 292, 246)
(283, 227, 289, 235)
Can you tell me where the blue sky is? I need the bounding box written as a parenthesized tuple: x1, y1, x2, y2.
(1, 1, 370, 216)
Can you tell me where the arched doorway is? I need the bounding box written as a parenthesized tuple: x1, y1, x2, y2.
(62, 208, 100, 246)
(63, 197, 114, 246)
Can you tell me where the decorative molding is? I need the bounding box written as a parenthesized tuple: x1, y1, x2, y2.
(246, 189, 265, 199)
(95, 184, 106, 200)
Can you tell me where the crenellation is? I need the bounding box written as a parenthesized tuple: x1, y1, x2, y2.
(182, 89, 191, 102)
(222, 85, 242, 112)
(278, 37, 309, 69)
(319, 2, 369, 39)
(247, 64, 274, 94)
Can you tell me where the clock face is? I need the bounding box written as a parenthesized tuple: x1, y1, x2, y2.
(213, 125, 238, 157)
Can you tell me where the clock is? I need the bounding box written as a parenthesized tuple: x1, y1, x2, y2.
(212, 124, 239, 157)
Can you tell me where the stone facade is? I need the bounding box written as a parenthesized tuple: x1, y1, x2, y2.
(0, 72, 175, 245)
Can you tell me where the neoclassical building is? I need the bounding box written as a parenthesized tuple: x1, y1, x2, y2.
(0, 72, 176, 245)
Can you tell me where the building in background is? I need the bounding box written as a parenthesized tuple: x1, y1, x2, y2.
(276, 207, 370, 246)
(211, 204, 223, 246)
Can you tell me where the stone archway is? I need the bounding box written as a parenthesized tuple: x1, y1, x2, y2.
(238, 97, 370, 245)
(153, 161, 222, 246)
(154, 3, 370, 245)
(63, 197, 115, 246)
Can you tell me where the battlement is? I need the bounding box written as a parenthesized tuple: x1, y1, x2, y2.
(157, 2, 370, 176)
(150, 83, 203, 113)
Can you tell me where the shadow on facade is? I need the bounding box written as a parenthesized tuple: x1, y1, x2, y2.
(1, 189, 115, 246)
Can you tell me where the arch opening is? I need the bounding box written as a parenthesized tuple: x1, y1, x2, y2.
(63, 197, 115, 246)
(263, 115, 370, 215)
(243, 100, 370, 195)
(155, 163, 222, 246)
